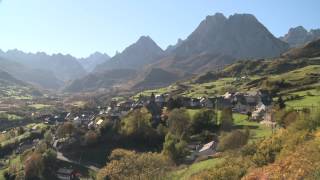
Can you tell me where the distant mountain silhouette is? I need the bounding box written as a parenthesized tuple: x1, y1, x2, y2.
(78, 52, 110, 72)
(0, 69, 26, 86)
(0, 56, 63, 89)
(95, 36, 164, 72)
(0, 50, 86, 82)
(280, 26, 320, 47)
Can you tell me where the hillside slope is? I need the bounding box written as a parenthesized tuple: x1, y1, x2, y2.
(282, 38, 320, 59)
(0, 57, 63, 89)
(64, 69, 137, 92)
(0, 50, 87, 82)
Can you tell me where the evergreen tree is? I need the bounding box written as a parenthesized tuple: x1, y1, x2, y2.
(277, 96, 286, 109)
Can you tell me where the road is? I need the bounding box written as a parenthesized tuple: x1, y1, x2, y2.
(56, 151, 100, 172)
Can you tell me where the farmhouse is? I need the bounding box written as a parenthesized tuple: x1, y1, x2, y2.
(198, 141, 216, 157)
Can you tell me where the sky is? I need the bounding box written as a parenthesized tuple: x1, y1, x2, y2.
(0, 0, 319, 58)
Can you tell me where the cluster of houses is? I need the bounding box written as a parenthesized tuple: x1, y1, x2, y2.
(40, 89, 273, 132)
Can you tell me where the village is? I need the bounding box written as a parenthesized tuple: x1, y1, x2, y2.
(0, 83, 281, 180)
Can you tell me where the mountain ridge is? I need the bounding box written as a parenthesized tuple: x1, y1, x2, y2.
(94, 36, 165, 72)
(65, 13, 292, 92)
(280, 26, 320, 47)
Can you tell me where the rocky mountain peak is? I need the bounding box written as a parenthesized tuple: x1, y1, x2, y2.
(280, 26, 320, 47)
(94, 36, 164, 71)
(205, 13, 227, 23)
(289, 26, 308, 34)
(174, 13, 288, 58)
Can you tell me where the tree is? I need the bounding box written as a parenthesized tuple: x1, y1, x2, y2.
(277, 96, 286, 109)
(97, 149, 172, 180)
(24, 153, 44, 180)
(162, 132, 188, 163)
(217, 129, 250, 151)
(3, 171, 16, 180)
(44, 130, 53, 144)
(42, 149, 58, 179)
(120, 108, 158, 144)
(275, 109, 299, 128)
(167, 108, 191, 138)
(84, 130, 98, 146)
(191, 109, 217, 134)
(121, 108, 152, 138)
(167, 97, 182, 110)
(56, 122, 75, 138)
(17, 127, 25, 135)
(220, 108, 233, 131)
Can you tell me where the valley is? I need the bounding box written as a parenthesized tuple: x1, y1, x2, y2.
(0, 5, 320, 179)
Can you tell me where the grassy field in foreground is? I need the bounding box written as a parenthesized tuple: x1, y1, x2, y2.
(186, 110, 272, 140)
(169, 158, 224, 180)
(0, 112, 23, 121)
(285, 89, 320, 108)
(29, 104, 52, 109)
(233, 113, 272, 140)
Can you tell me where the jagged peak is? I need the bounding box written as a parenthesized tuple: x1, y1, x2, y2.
(137, 35, 154, 43)
(205, 13, 227, 22)
(288, 26, 308, 33)
(228, 13, 259, 23)
(130, 36, 163, 52)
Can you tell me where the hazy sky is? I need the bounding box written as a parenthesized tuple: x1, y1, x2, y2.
(0, 0, 319, 58)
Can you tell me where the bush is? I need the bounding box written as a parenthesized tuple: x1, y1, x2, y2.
(120, 108, 158, 143)
(191, 109, 217, 134)
(217, 129, 250, 151)
(289, 110, 320, 131)
(251, 130, 284, 166)
(220, 108, 233, 131)
(84, 130, 99, 146)
(24, 153, 44, 179)
(97, 149, 172, 180)
(244, 135, 320, 179)
(275, 109, 300, 128)
(192, 156, 253, 180)
(167, 108, 191, 138)
(56, 122, 75, 138)
(162, 133, 188, 163)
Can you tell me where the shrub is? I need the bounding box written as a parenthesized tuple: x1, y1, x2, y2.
(162, 133, 188, 163)
(167, 108, 191, 138)
(56, 122, 75, 138)
(192, 156, 253, 180)
(97, 149, 172, 180)
(220, 108, 233, 131)
(24, 153, 44, 179)
(191, 109, 217, 134)
(217, 129, 250, 151)
(84, 130, 99, 146)
(275, 109, 300, 128)
(120, 108, 163, 145)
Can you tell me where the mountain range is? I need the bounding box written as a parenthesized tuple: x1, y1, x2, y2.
(1, 13, 319, 93)
(78, 52, 111, 72)
(0, 50, 110, 89)
(280, 26, 320, 47)
(65, 13, 290, 92)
